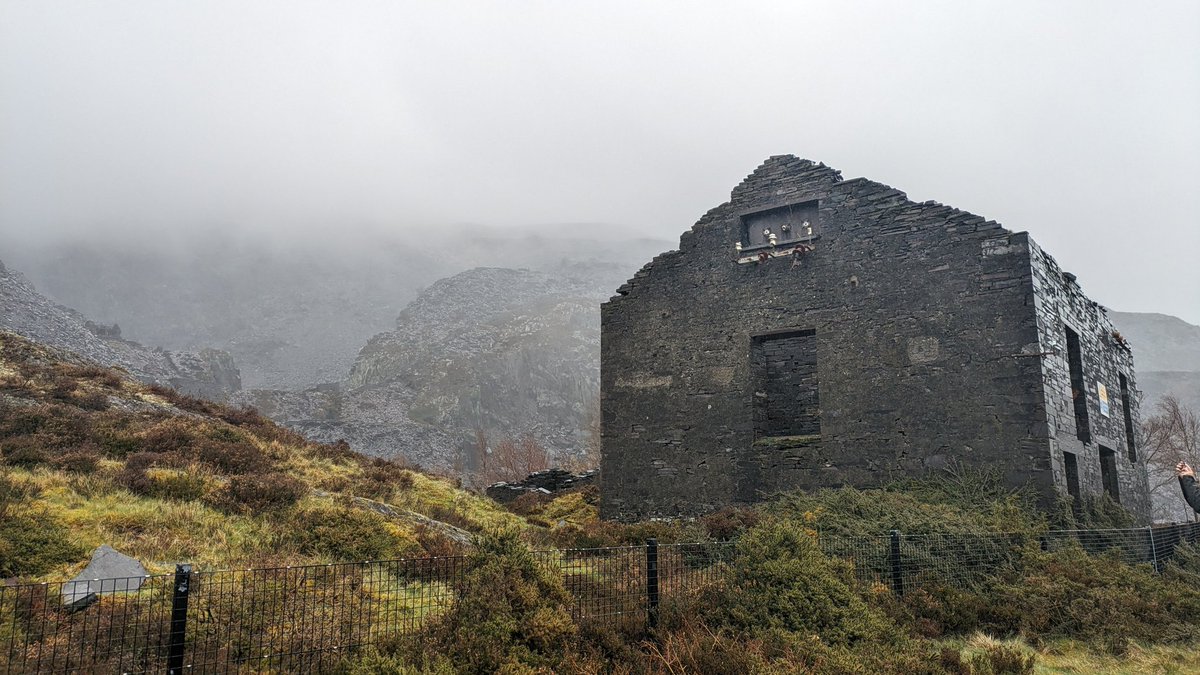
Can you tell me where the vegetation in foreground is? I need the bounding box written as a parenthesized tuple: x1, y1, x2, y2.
(5, 328, 1200, 673)
(0, 330, 528, 579)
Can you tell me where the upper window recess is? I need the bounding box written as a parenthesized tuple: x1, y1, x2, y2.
(740, 200, 820, 250)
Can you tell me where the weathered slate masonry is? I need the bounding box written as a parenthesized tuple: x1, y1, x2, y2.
(600, 155, 1150, 522)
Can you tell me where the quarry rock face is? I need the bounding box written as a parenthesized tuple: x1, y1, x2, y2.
(601, 155, 1151, 523)
(241, 266, 621, 471)
(1109, 311, 1200, 413)
(0, 259, 241, 400)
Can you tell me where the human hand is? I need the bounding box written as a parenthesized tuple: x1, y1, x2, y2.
(1178, 462, 1195, 478)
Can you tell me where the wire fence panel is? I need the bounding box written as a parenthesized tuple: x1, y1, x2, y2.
(547, 546, 647, 627)
(185, 557, 466, 673)
(4, 525, 1200, 672)
(0, 574, 174, 674)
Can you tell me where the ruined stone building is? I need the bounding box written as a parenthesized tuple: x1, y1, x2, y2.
(600, 156, 1151, 523)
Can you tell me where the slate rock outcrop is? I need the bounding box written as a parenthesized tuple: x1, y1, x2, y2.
(0, 259, 241, 400)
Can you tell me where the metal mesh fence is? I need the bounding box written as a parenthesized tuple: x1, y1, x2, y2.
(0, 573, 173, 674)
(2, 525, 1198, 672)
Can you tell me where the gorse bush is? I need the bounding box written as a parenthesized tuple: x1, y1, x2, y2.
(767, 471, 1045, 537)
(982, 545, 1200, 649)
(703, 519, 901, 648)
(421, 529, 578, 674)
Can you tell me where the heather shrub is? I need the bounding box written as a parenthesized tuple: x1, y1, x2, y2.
(0, 403, 89, 448)
(314, 439, 359, 463)
(286, 504, 415, 561)
(1, 436, 50, 467)
(214, 472, 307, 513)
(354, 458, 415, 500)
(118, 452, 214, 501)
(420, 529, 578, 674)
(139, 418, 201, 454)
(63, 364, 124, 389)
(90, 411, 148, 457)
(194, 437, 268, 474)
(50, 444, 102, 473)
(701, 506, 760, 541)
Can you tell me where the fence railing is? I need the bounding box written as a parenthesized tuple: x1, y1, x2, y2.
(3, 523, 1198, 673)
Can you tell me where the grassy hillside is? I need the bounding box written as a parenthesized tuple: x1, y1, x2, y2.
(0, 330, 523, 580)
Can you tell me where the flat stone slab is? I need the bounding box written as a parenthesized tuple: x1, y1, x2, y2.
(61, 545, 148, 611)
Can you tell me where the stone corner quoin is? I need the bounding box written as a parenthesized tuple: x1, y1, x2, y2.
(599, 154, 1149, 523)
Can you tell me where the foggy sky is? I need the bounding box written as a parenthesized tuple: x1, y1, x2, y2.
(2, 1, 1197, 322)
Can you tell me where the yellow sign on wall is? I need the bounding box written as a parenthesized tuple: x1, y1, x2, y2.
(1097, 382, 1110, 417)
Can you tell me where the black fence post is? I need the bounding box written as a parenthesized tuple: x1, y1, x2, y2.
(167, 563, 192, 675)
(888, 530, 904, 596)
(646, 538, 660, 631)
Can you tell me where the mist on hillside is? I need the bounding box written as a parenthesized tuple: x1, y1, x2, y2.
(2, 1, 1198, 325)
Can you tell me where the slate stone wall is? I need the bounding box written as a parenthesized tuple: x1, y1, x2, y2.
(1029, 240, 1150, 522)
(600, 155, 1149, 522)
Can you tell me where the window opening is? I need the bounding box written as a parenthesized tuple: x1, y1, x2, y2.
(1119, 373, 1136, 462)
(1099, 446, 1120, 503)
(1065, 326, 1090, 443)
(1064, 451, 1080, 504)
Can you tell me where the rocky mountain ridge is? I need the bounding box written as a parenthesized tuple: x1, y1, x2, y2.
(0, 258, 241, 400)
(236, 266, 617, 471)
(1110, 311, 1200, 413)
(6, 230, 670, 390)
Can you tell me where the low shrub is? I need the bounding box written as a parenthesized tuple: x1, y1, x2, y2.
(419, 529, 579, 674)
(1, 436, 50, 467)
(703, 519, 902, 648)
(90, 411, 149, 457)
(286, 504, 414, 561)
(335, 647, 455, 675)
(0, 508, 86, 577)
(506, 490, 554, 517)
(979, 546, 1200, 648)
(63, 364, 124, 389)
(194, 437, 268, 475)
(0, 403, 89, 448)
(118, 452, 213, 501)
(214, 472, 307, 513)
(354, 458, 414, 500)
(139, 419, 201, 454)
(701, 506, 761, 541)
(51, 444, 102, 473)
